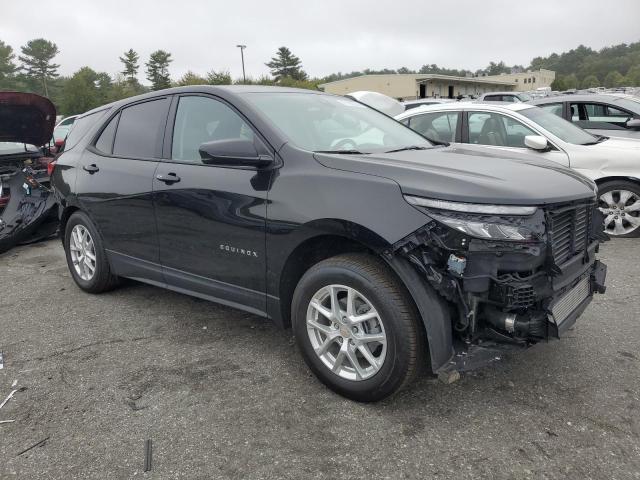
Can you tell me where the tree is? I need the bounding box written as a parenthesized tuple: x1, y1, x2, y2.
(0, 40, 17, 86)
(119, 49, 139, 83)
(145, 50, 172, 90)
(563, 73, 579, 89)
(604, 71, 624, 88)
(486, 61, 510, 76)
(265, 47, 307, 81)
(61, 67, 107, 114)
(397, 66, 414, 74)
(206, 70, 231, 85)
(581, 74, 600, 88)
(18, 38, 60, 96)
(626, 65, 640, 86)
(551, 77, 567, 91)
(176, 71, 207, 86)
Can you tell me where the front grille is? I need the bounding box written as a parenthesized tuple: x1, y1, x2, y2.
(547, 203, 593, 265)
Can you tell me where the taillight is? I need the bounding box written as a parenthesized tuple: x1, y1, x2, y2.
(47, 160, 57, 177)
(0, 189, 9, 209)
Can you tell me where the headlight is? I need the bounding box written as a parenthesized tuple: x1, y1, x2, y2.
(404, 195, 537, 215)
(404, 195, 539, 241)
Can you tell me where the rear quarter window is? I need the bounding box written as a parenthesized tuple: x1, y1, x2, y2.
(64, 109, 109, 150)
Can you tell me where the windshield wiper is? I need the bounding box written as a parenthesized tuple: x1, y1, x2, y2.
(385, 145, 431, 153)
(314, 149, 366, 155)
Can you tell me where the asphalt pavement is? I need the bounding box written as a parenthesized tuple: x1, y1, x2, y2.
(0, 238, 639, 479)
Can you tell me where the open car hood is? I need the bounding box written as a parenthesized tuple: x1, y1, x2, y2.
(0, 92, 56, 146)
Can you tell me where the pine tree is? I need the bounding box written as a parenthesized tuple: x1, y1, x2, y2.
(119, 49, 139, 83)
(18, 38, 60, 96)
(145, 50, 172, 90)
(265, 47, 307, 82)
(0, 40, 17, 85)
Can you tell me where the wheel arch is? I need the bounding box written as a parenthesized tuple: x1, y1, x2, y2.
(594, 176, 640, 187)
(273, 220, 454, 373)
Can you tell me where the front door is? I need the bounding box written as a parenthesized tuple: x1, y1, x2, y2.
(75, 98, 170, 282)
(153, 94, 272, 315)
(448, 86, 454, 99)
(464, 110, 570, 167)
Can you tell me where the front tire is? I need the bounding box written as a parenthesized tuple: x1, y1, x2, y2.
(292, 253, 424, 402)
(64, 211, 119, 293)
(598, 180, 640, 238)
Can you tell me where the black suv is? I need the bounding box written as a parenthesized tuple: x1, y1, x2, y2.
(51, 86, 607, 401)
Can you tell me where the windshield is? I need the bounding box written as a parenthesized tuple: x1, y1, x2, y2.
(243, 92, 433, 153)
(520, 106, 597, 145)
(517, 93, 532, 102)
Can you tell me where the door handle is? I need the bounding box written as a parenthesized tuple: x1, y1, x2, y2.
(156, 173, 181, 184)
(83, 164, 99, 174)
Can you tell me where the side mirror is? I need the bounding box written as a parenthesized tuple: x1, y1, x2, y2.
(524, 135, 549, 151)
(626, 118, 640, 129)
(199, 139, 273, 168)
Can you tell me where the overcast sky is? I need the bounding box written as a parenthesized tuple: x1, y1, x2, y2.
(2, 0, 639, 83)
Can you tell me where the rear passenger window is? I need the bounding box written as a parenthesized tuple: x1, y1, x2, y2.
(113, 99, 169, 158)
(171, 96, 253, 163)
(94, 114, 119, 154)
(409, 111, 459, 142)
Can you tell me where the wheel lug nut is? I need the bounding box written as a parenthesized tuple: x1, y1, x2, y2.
(349, 339, 355, 346)
(351, 327, 358, 334)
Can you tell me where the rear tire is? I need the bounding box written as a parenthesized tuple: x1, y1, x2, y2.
(598, 180, 640, 238)
(64, 211, 119, 293)
(292, 253, 424, 402)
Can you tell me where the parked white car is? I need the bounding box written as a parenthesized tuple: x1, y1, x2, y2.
(395, 102, 640, 237)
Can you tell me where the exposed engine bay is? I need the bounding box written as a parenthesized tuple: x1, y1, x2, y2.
(391, 199, 608, 375)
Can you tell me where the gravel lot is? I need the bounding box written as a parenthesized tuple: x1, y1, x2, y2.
(0, 238, 639, 479)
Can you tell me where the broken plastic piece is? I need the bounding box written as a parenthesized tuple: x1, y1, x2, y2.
(447, 254, 466, 276)
(0, 390, 17, 410)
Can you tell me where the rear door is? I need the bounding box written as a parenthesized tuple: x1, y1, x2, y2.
(75, 97, 170, 282)
(153, 94, 272, 315)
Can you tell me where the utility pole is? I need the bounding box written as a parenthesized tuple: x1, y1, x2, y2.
(236, 45, 247, 83)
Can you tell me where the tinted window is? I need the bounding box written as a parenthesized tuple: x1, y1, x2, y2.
(171, 96, 254, 163)
(468, 111, 536, 147)
(409, 111, 459, 142)
(94, 113, 119, 154)
(64, 109, 109, 150)
(575, 102, 633, 128)
(113, 99, 169, 158)
(484, 95, 501, 102)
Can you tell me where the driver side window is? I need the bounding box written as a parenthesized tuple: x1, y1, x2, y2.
(468, 112, 536, 148)
(171, 96, 253, 163)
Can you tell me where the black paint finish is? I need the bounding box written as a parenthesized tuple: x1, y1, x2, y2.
(52, 85, 599, 373)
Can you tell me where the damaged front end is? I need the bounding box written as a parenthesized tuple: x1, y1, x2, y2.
(0, 92, 58, 254)
(0, 163, 57, 254)
(393, 195, 608, 378)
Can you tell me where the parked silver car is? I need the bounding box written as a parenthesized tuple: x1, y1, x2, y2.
(478, 91, 533, 103)
(529, 94, 640, 139)
(395, 102, 640, 237)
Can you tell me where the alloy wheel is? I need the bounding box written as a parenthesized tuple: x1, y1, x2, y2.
(306, 284, 387, 381)
(599, 189, 640, 236)
(69, 224, 97, 281)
